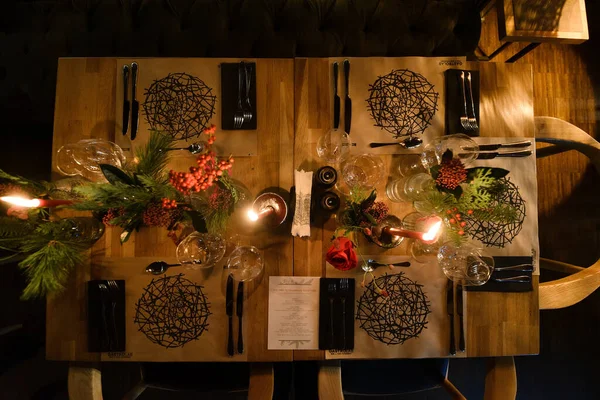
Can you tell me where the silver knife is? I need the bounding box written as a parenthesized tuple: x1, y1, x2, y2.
(226, 274, 234, 356)
(122, 65, 130, 136)
(333, 62, 340, 129)
(343, 59, 351, 135)
(130, 62, 139, 141)
(462, 140, 531, 152)
(458, 150, 532, 160)
(236, 281, 244, 354)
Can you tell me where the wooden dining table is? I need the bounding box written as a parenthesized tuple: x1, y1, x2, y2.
(47, 58, 538, 368)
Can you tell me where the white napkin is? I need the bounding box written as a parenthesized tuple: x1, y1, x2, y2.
(291, 170, 313, 237)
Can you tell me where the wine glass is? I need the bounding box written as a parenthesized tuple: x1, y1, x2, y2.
(56, 139, 126, 181)
(176, 232, 226, 269)
(340, 153, 385, 191)
(397, 154, 426, 177)
(316, 129, 352, 164)
(437, 242, 494, 286)
(224, 245, 264, 282)
(420, 134, 480, 171)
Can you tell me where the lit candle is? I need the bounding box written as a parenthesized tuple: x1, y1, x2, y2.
(1, 196, 74, 208)
(247, 206, 275, 222)
(382, 216, 443, 244)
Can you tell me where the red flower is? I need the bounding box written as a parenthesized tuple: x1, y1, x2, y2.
(326, 237, 358, 271)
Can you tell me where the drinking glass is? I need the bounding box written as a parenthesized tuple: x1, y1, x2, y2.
(437, 242, 494, 286)
(56, 139, 126, 181)
(316, 129, 352, 164)
(420, 134, 479, 171)
(224, 245, 264, 282)
(176, 232, 226, 269)
(397, 154, 426, 177)
(409, 239, 442, 263)
(385, 172, 434, 202)
(340, 154, 385, 191)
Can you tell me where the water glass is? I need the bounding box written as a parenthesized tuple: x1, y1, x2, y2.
(420, 134, 479, 171)
(340, 153, 385, 191)
(176, 232, 226, 269)
(437, 242, 494, 286)
(385, 173, 434, 202)
(225, 245, 264, 282)
(397, 154, 426, 177)
(316, 129, 352, 164)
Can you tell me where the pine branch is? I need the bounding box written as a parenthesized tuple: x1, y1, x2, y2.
(0, 217, 35, 237)
(19, 239, 85, 300)
(134, 131, 174, 180)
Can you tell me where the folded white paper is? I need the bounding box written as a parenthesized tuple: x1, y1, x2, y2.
(291, 169, 313, 237)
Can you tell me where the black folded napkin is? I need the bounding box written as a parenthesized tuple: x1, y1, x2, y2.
(88, 280, 126, 352)
(319, 278, 355, 351)
(466, 256, 533, 293)
(221, 62, 257, 130)
(444, 69, 480, 137)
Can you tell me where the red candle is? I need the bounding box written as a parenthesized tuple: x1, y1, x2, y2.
(382, 216, 443, 244)
(383, 226, 424, 240)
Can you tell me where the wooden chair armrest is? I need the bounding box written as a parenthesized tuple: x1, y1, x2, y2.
(484, 357, 516, 400)
(318, 360, 343, 400)
(540, 259, 600, 309)
(249, 362, 274, 400)
(68, 364, 103, 400)
(540, 257, 585, 275)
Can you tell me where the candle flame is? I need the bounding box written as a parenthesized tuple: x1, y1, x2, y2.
(422, 220, 442, 242)
(1, 196, 41, 208)
(247, 209, 259, 222)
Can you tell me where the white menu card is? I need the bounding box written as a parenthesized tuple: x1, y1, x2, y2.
(268, 276, 320, 350)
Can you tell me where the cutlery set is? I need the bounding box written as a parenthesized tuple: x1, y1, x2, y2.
(226, 274, 245, 356)
(459, 71, 478, 132)
(319, 277, 355, 351)
(446, 279, 466, 355)
(459, 139, 533, 160)
(233, 62, 254, 129)
(88, 279, 125, 352)
(332, 60, 352, 135)
(467, 257, 535, 293)
(122, 62, 139, 140)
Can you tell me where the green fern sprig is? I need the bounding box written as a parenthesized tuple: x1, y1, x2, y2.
(133, 131, 175, 180)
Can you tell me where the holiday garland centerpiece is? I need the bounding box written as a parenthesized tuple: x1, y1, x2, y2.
(414, 149, 522, 245)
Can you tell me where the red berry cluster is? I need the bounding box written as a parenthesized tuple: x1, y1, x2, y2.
(102, 207, 124, 225)
(445, 207, 472, 236)
(167, 126, 235, 195)
(142, 203, 181, 227)
(436, 158, 467, 190)
(161, 198, 177, 209)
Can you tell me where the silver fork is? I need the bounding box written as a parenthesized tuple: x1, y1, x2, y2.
(459, 71, 471, 131)
(339, 279, 349, 349)
(107, 280, 119, 348)
(328, 282, 337, 348)
(493, 275, 531, 283)
(466, 72, 479, 130)
(98, 283, 111, 349)
(243, 63, 253, 122)
(233, 62, 245, 129)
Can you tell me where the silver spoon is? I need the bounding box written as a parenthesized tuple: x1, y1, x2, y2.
(362, 259, 411, 272)
(165, 142, 207, 154)
(145, 261, 182, 275)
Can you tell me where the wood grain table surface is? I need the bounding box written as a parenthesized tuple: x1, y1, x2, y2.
(47, 58, 538, 362)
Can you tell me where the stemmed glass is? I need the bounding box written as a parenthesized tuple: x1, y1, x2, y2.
(56, 139, 126, 181)
(176, 232, 227, 269)
(437, 242, 494, 286)
(316, 129, 352, 164)
(420, 134, 480, 171)
(340, 153, 385, 192)
(224, 245, 264, 282)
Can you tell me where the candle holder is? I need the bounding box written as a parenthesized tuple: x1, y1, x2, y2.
(368, 215, 405, 248)
(247, 192, 288, 227)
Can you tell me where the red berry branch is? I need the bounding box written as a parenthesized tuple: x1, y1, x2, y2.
(168, 125, 235, 195)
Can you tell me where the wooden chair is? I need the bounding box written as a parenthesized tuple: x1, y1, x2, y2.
(484, 117, 600, 399)
(318, 359, 466, 399)
(68, 362, 276, 400)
